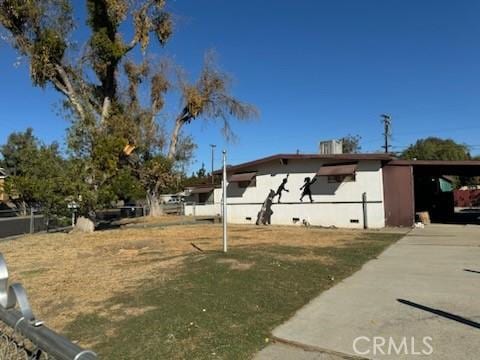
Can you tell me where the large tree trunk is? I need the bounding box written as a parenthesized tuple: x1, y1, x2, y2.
(147, 190, 163, 217)
(167, 117, 184, 160)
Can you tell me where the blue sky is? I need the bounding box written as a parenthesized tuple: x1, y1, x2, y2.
(1, 0, 480, 172)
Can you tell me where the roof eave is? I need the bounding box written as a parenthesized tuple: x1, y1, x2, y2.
(213, 153, 395, 174)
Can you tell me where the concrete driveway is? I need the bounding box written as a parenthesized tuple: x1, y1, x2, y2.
(256, 225, 480, 359)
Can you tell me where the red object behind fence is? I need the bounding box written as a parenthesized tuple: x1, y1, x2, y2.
(454, 190, 480, 207)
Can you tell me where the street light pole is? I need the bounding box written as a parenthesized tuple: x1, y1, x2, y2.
(222, 150, 228, 253)
(210, 144, 216, 184)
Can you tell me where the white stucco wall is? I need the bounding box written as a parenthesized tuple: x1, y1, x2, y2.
(184, 203, 221, 217)
(185, 158, 386, 228)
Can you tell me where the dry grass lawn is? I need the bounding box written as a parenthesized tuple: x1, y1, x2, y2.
(0, 220, 361, 334)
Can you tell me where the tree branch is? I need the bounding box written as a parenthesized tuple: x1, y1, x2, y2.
(53, 65, 86, 122)
(125, 37, 139, 54)
(101, 97, 111, 123)
(167, 108, 190, 160)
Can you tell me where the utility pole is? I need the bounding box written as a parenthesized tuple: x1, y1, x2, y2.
(222, 150, 228, 253)
(210, 144, 216, 184)
(381, 114, 392, 153)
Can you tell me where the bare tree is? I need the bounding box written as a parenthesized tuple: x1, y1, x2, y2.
(1, 2, 257, 219)
(340, 134, 362, 154)
(167, 53, 258, 159)
(0, 0, 172, 125)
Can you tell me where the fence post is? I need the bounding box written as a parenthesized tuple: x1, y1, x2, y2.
(29, 208, 34, 234)
(362, 192, 368, 229)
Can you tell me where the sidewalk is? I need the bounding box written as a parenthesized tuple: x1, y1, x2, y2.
(256, 224, 480, 359)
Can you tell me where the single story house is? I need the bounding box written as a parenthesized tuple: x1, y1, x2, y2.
(184, 154, 480, 228)
(184, 185, 216, 205)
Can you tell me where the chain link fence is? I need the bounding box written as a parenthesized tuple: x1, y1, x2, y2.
(0, 254, 97, 360)
(0, 322, 52, 359)
(0, 204, 178, 239)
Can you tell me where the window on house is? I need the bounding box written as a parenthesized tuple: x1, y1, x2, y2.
(327, 174, 356, 183)
(198, 192, 211, 204)
(237, 177, 256, 188)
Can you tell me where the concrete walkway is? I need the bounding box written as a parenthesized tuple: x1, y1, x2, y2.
(256, 225, 480, 359)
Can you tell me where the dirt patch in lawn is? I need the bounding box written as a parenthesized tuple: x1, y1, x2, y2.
(216, 258, 254, 270)
(0, 222, 369, 333)
(273, 253, 335, 264)
(116, 215, 193, 226)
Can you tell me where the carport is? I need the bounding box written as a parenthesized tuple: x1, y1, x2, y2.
(383, 160, 480, 226)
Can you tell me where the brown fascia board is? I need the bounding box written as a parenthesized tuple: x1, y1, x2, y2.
(186, 183, 221, 189)
(189, 187, 214, 194)
(213, 153, 396, 175)
(317, 163, 358, 176)
(387, 160, 480, 166)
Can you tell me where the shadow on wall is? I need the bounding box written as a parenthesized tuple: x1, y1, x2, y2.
(227, 183, 248, 198)
(273, 175, 290, 203)
(309, 176, 342, 195)
(256, 190, 275, 225)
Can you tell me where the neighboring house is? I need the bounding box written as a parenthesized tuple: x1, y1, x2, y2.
(0, 168, 7, 202)
(185, 184, 217, 205)
(184, 154, 480, 228)
(159, 193, 186, 204)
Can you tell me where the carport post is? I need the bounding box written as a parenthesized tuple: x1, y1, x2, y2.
(362, 192, 368, 229)
(29, 207, 34, 234)
(222, 150, 228, 253)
